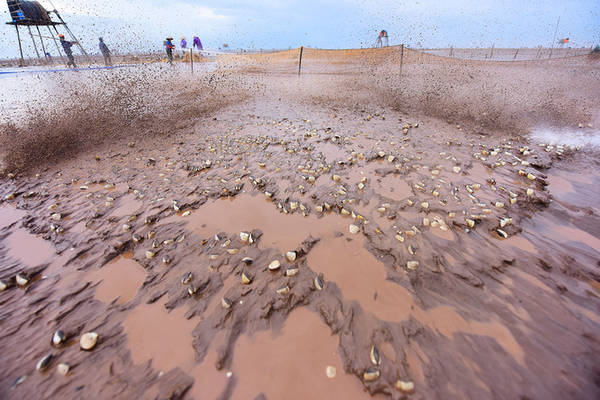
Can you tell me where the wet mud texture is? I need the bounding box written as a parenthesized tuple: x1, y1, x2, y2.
(1, 57, 600, 400)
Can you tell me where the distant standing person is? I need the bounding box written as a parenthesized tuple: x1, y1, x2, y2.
(58, 33, 77, 68)
(165, 37, 175, 65)
(180, 36, 187, 57)
(193, 36, 203, 51)
(98, 37, 111, 66)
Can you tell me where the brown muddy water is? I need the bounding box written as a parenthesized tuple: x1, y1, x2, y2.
(0, 57, 599, 400)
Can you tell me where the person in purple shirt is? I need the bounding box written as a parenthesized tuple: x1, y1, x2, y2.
(193, 36, 203, 51)
(180, 36, 187, 57)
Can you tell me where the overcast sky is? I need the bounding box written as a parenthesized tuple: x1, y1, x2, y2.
(1, 0, 598, 58)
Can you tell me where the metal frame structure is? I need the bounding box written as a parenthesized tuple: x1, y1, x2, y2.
(5, 0, 90, 66)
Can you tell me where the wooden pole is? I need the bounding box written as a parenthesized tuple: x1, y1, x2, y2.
(15, 25, 25, 66)
(489, 43, 495, 59)
(190, 48, 193, 73)
(298, 46, 304, 75)
(27, 26, 41, 61)
(52, 10, 92, 64)
(549, 16, 560, 59)
(449, 46, 453, 57)
(49, 25, 65, 63)
(36, 26, 48, 63)
(399, 44, 404, 79)
(513, 48, 519, 59)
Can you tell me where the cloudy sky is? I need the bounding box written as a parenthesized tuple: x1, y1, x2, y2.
(1, 0, 598, 58)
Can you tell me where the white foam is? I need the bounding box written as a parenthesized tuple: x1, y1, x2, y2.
(529, 127, 600, 149)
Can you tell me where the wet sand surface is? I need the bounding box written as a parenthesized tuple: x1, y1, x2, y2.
(1, 57, 599, 400)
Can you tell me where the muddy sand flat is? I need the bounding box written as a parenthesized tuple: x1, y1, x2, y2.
(0, 53, 599, 400)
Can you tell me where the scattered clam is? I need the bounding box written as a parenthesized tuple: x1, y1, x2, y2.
(326, 366, 336, 378)
(241, 272, 252, 285)
(16, 274, 28, 287)
(182, 272, 193, 284)
(188, 284, 197, 296)
(370, 345, 381, 366)
(363, 367, 380, 382)
(496, 229, 508, 239)
(221, 297, 233, 309)
(80, 332, 98, 350)
(0, 278, 12, 291)
(36, 354, 53, 371)
(397, 380, 415, 393)
(276, 286, 290, 295)
(268, 260, 281, 271)
(162, 255, 171, 265)
(406, 261, 419, 270)
(145, 251, 155, 259)
(51, 213, 61, 221)
(285, 251, 297, 262)
(314, 274, 324, 290)
(349, 224, 360, 234)
(52, 330, 66, 346)
(240, 232, 250, 242)
(57, 363, 70, 376)
(241, 257, 254, 265)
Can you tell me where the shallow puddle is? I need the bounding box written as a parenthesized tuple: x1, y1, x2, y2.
(87, 252, 146, 304)
(109, 194, 143, 218)
(307, 235, 416, 322)
(123, 297, 198, 372)
(165, 192, 348, 251)
(231, 306, 372, 400)
(416, 305, 525, 365)
(374, 174, 413, 201)
(6, 229, 55, 267)
(0, 205, 26, 230)
(319, 142, 348, 164)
